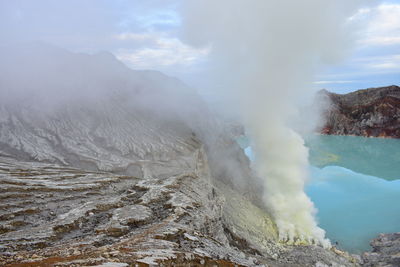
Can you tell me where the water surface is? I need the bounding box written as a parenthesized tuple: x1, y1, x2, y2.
(306, 135, 400, 180)
(240, 134, 400, 253)
(307, 165, 400, 253)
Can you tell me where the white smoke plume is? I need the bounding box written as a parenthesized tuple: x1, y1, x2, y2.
(181, 0, 376, 247)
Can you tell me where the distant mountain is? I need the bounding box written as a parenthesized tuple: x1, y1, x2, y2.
(0, 43, 212, 175)
(319, 85, 400, 138)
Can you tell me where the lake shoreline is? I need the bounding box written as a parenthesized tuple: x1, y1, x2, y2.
(241, 135, 400, 254)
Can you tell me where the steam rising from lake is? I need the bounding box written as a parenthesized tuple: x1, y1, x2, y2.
(181, 0, 376, 246)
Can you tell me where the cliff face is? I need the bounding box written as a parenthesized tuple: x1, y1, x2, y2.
(320, 85, 400, 138)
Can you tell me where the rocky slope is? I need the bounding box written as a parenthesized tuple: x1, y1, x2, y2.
(362, 233, 400, 267)
(320, 85, 400, 138)
(0, 152, 358, 267)
(0, 43, 380, 266)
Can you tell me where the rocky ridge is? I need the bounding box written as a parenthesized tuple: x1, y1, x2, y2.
(320, 85, 400, 138)
(362, 233, 400, 267)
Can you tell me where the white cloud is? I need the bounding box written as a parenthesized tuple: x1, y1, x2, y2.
(365, 54, 400, 70)
(348, 54, 400, 72)
(313, 80, 356, 85)
(358, 3, 400, 46)
(115, 33, 153, 42)
(114, 32, 210, 69)
(135, 10, 181, 29)
(348, 7, 372, 21)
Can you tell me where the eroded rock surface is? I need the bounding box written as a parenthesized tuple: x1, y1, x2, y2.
(0, 151, 264, 266)
(320, 85, 400, 138)
(0, 152, 361, 267)
(362, 233, 400, 267)
(0, 43, 360, 266)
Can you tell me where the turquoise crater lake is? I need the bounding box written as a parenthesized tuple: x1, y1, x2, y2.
(240, 135, 400, 253)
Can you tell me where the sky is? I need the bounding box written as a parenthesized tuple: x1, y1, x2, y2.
(0, 0, 399, 94)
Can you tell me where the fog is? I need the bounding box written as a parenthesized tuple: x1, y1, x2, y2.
(1, 0, 378, 247)
(0, 44, 213, 143)
(181, 0, 377, 246)
(0, 1, 209, 128)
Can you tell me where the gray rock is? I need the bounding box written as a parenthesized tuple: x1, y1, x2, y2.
(362, 233, 400, 267)
(0, 43, 360, 266)
(319, 85, 400, 138)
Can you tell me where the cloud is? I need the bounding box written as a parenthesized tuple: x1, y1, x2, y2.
(315, 2, 400, 92)
(357, 3, 400, 46)
(116, 33, 155, 42)
(135, 10, 181, 30)
(313, 80, 356, 85)
(364, 54, 400, 70)
(2, 0, 397, 91)
(0, 0, 209, 73)
(114, 32, 210, 70)
(115, 1, 181, 32)
(0, 0, 117, 50)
